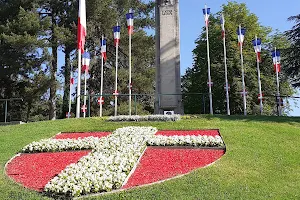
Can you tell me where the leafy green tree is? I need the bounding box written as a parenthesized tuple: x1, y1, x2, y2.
(284, 14, 300, 87)
(182, 2, 293, 115)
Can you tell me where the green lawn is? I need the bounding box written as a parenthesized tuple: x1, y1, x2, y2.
(0, 116, 299, 200)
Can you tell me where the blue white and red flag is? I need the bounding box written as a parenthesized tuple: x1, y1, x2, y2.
(113, 26, 121, 46)
(82, 52, 90, 73)
(77, 0, 86, 53)
(237, 27, 246, 46)
(252, 38, 262, 62)
(101, 39, 107, 61)
(202, 7, 210, 26)
(272, 50, 281, 72)
(126, 9, 134, 35)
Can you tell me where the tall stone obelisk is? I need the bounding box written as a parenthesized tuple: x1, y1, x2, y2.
(155, 0, 182, 114)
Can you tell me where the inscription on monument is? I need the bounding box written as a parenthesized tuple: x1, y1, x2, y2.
(162, 10, 173, 15)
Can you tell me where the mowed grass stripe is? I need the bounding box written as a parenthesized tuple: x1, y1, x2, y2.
(0, 116, 299, 199)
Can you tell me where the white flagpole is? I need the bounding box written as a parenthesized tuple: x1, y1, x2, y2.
(255, 36, 263, 115)
(239, 25, 247, 116)
(114, 23, 119, 117)
(205, 5, 213, 115)
(83, 58, 87, 118)
(76, 50, 82, 118)
(275, 47, 281, 116)
(129, 19, 132, 116)
(100, 35, 104, 117)
(68, 69, 73, 118)
(222, 13, 230, 116)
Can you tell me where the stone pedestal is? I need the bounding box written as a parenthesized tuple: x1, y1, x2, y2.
(155, 0, 182, 114)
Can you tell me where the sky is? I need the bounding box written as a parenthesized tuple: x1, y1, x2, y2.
(178, 0, 300, 116)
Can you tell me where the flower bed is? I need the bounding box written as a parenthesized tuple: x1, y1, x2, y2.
(108, 115, 181, 122)
(54, 132, 111, 139)
(122, 147, 224, 189)
(7, 126, 226, 198)
(6, 151, 90, 191)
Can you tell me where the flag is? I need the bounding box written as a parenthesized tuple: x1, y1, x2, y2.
(101, 38, 107, 61)
(126, 9, 134, 35)
(113, 25, 121, 46)
(70, 77, 74, 85)
(82, 52, 90, 73)
(202, 7, 211, 26)
(252, 38, 262, 62)
(77, 0, 86, 53)
(237, 27, 246, 46)
(220, 14, 225, 38)
(272, 50, 281, 72)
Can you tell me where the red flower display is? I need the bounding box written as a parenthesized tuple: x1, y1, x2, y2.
(122, 147, 224, 189)
(155, 130, 220, 137)
(6, 151, 90, 191)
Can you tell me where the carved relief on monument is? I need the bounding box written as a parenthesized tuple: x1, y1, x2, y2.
(158, 0, 175, 6)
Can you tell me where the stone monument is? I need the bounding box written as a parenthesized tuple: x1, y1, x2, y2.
(155, 0, 182, 114)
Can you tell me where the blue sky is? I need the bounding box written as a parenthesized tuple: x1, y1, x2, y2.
(179, 0, 300, 115)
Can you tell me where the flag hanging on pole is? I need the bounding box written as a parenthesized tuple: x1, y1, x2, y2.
(113, 25, 121, 46)
(126, 9, 134, 35)
(82, 52, 90, 73)
(101, 38, 107, 62)
(202, 6, 210, 26)
(272, 50, 281, 72)
(237, 27, 246, 46)
(77, 0, 86, 53)
(220, 14, 225, 39)
(252, 38, 262, 62)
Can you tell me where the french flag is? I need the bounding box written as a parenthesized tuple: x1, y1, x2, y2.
(252, 38, 262, 62)
(272, 50, 281, 72)
(202, 6, 210, 26)
(126, 9, 134, 35)
(77, 0, 86, 53)
(220, 14, 225, 38)
(113, 25, 121, 46)
(237, 27, 246, 46)
(82, 52, 90, 73)
(101, 38, 107, 61)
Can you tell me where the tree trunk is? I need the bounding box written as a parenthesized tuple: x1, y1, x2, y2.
(62, 46, 72, 118)
(49, 14, 57, 120)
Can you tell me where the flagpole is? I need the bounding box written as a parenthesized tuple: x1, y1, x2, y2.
(100, 35, 104, 117)
(114, 23, 119, 117)
(68, 69, 73, 118)
(275, 47, 281, 116)
(239, 25, 247, 116)
(222, 13, 230, 116)
(83, 58, 87, 118)
(129, 21, 132, 116)
(204, 5, 213, 115)
(76, 50, 82, 118)
(255, 35, 263, 115)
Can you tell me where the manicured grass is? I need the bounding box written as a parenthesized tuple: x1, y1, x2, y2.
(0, 116, 300, 199)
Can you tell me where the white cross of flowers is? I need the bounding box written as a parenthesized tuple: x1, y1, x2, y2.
(21, 126, 224, 197)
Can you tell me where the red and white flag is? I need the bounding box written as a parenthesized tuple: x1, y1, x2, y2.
(77, 0, 87, 53)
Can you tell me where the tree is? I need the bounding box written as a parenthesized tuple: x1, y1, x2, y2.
(284, 14, 300, 87)
(182, 2, 293, 115)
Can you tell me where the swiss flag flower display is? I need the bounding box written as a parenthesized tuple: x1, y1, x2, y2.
(6, 127, 225, 198)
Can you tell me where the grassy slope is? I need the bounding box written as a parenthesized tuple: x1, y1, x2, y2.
(0, 116, 299, 200)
